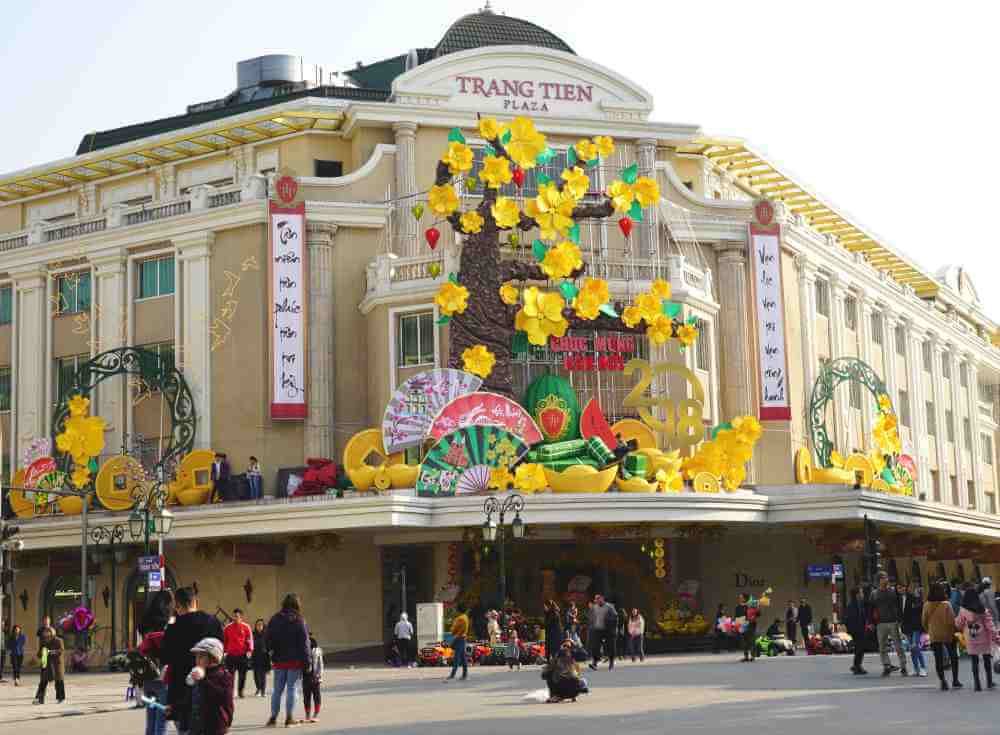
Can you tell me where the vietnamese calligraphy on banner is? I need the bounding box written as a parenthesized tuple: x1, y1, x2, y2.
(269, 201, 307, 419)
(749, 218, 791, 421)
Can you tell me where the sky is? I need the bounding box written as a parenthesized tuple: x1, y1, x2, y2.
(2, 1, 997, 317)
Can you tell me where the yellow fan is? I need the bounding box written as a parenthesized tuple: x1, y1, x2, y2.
(96, 456, 145, 511)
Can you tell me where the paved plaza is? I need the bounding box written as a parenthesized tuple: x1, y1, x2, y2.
(0, 653, 995, 734)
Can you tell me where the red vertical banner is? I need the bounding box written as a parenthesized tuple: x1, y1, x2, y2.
(269, 194, 308, 420)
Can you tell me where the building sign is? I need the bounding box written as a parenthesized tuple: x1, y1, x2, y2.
(148, 571, 162, 591)
(749, 200, 791, 421)
(807, 564, 833, 578)
(137, 555, 160, 573)
(549, 334, 637, 372)
(455, 76, 593, 113)
(269, 176, 307, 420)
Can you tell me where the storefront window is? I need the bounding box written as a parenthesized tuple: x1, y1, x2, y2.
(397, 312, 434, 367)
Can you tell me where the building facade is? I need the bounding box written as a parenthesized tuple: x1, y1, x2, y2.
(2, 11, 999, 658)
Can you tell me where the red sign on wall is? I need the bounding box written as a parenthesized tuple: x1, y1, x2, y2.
(548, 334, 637, 372)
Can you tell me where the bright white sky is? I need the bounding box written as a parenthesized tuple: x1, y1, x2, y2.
(3, 1, 997, 317)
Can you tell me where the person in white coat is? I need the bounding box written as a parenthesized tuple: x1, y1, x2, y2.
(394, 613, 414, 668)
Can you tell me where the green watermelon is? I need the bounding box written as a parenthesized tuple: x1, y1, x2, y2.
(523, 374, 580, 443)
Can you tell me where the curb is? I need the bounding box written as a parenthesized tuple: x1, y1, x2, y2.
(0, 702, 134, 724)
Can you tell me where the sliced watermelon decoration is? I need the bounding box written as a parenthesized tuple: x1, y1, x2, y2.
(579, 398, 617, 450)
(523, 374, 580, 443)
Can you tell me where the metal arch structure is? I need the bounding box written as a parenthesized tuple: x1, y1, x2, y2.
(50, 346, 197, 475)
(808, 357, 889, 468)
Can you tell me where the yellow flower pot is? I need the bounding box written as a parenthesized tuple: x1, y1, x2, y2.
(616, 476, 656, 493)
(543, 465, 617, 493)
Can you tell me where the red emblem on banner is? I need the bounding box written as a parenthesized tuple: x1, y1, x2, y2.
(755, 200, 774, 226)
(275, 176, 298, 204)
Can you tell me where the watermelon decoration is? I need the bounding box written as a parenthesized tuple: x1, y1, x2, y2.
(416, 426, 529, 497)
(579, 398, 617, 449)
(523, 374, 580, 443)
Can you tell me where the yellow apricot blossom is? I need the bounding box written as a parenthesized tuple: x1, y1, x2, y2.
(635, 292, 662, 323)
(478, 117, 502, 141)
(504, 117, 546, 170)
(646, 314, 673, 344)
(428, 184, 459, 216)
(434, 281, 469, 316)
(676, 323, 698, 348)
(574, 139, 598, 162)
(632, 176, 660, 208)
(479, 154, 513, 189)
(462, 345, 496, 379)
(593, 135, 615, 158)
(491, 197, 521, 229)
(441, 141, 474, 175)
(622, 305, 643, 328)
(560, 166, 589, 201)
(651, 278, 671, 301)
(499, 282, 519, 305)
(606, 180, 634, 213)
(459, 210, 485, 234)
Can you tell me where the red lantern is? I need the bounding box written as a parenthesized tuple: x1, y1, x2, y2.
(425, 227, 440, 249)
(618, 216, 633, 238)
(511, 166, 525, 188)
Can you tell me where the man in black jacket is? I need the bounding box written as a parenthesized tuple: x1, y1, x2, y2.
(161, 587, 224, 734)
(845, 587, 868, 675)
(798, 598, 813, 643)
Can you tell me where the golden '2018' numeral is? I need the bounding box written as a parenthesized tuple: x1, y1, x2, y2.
(623, 359, 705, 449)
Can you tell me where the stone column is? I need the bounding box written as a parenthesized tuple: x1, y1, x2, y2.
(637, 139, 658, 259)
(883, 311, 899, 410)
(393, 122, 418, 256)
(929, 337, 950, 502)
(906, 326, 930, 499)
(11, 268, 47, 464)
(966, 359, 986, 511)
(947, 350, 966, 507)
(90, 250, 128, 454)
(794, 255, 819, 403)
(175, 232, 214, 450)
(716, 245, 755, 480)
(305, 222, 336, 460)
(828, 277, 849, 451)
(859, 297, 875, 451)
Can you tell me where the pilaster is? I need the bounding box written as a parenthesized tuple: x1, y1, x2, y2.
(947, 349, 966, 507)
(859, 297, 875, 450)
(10, 267, 48, 465)
(393, 122, 418, 256)
(637, 139, 658, 259)
(828, 276, 849, 451)
(89, 249, 128, 455)
(966, 359, 986, 512)
(794, 255, 818, 402)
(906, 326, 930, 499)
(174, 231, 214, 450)
(929, 338, 949, 502)
(882, 310, 899, 414)
(305, 222, 337, 461)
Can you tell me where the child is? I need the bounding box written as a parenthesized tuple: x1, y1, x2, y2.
(187, 638, 234, 735)
(303, 637, 324, 723)
(506, 624, 521, 671)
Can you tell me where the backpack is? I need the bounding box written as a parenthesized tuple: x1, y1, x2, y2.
(126, 650, 161, 687)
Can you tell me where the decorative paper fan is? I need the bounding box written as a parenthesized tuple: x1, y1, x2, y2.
(416, 425, 529, 497)
(429, 392, 543, 446)
(382, 369, 483, 454)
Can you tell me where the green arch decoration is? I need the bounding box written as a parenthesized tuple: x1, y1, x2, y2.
(808, 357, 889, 468)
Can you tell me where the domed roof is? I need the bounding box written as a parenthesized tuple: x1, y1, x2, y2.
(433, 9, 574, 59)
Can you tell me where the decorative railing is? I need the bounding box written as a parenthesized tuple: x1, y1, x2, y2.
(44, 217, 107, 243)
(208, 189, 241, 208)
(124, 201, 191, 226)
(0, 233, 28, 252)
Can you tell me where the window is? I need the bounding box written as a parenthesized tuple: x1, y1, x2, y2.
(138, 256, 175, 299)
(844, 296, 857, 331)
(921, 341, 932, 372)
(946, 410, 954, 443)
(963, 418, 972, 451)
(470, 147, 579, 201)
(0, 286, 10, 325)
(815, 280, 830, 317)
(931, 469, 940, 502)
(960, 362, 968, 388)
(895, 324, 906, 356)
(0, 367, 9, 411)
(982, 434, 994, 465)
(942, 353, 951, 380)
(314, 160, 343, 178)
(397, 311, 435, 367)
(898, 389, 911, 428)
(695, 319, 710, 371)
(849, 380, 862, 410)
(871, 311, 883, 345)
(132, 343, 175, 398)
(53, 354, 89, 404)
(967, 481, 977, 509)
(950, 475, 959, 506)
(925, 402, 936, 437)
(56, 272, 91, 314)
(979, 382, 993, 405)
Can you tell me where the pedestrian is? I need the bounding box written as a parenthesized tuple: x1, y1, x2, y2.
(223, 608, 253, 698)
(871, 573, 909, 677)
(542, 639, 589, 703)
(785, 600, 798, 647)
(543, 600, 562, 664)
(446, 603, 470, 681)
(955, 587, 995, 691)
(712, 604, 729, 654)
(186, 638, 234, 735)
(0, 621, 8, 681)
(948, 579, 962, 615)
(265, 593, 310, 728)
(900, 583, 928, 677)
(845, 587, 868, 675)
(139, 590, 175, 735)
(251, 619, 271, 697)
(506, 623, 521, 671)
(922, 581, 962, 691)
(627, 608, 645, 662)
(486, 610, 501, 645)
(394, 612, 414, 668)
(247, 456, 263, 500)
(798, 598, 813, 643)
(162, 587, 225, 735)
(33, 626, 65, 704)
(36, 615, 52, 642)
(587, 594, 617, 671)
(979, 577, 999, 626)
(734, 593, 758, 663)
(564, 601, 579, 641)
(210, 453, 231, 503)
(7, 623, 26, 686)
(302, 636, 323, 723)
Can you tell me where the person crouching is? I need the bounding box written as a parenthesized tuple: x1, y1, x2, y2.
(187, 638, 234, 735)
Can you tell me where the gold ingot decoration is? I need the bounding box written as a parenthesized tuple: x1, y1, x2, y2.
(373, 467, 392, 491)
(9, 469, 34, 518)
(843, 453, 874, 488)
(545, 465, 618, 493)
(343, 428, 407, 491)
(693, 472, 720, 493)
(795, 447, 813, 484)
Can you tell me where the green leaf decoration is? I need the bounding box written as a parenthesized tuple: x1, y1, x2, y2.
(536, 146, 556, 165)
(622, 163, 638, 185)
(628, 199, 644, 221)
(88, 458, 98, 472)
(568, 222, 581, 244)
(586, 158, 600, 169)
(686, 315, 699, 326)
(448, 272, 458, 284)
(567, 146, 577, 167)
(880, 468, 895, 485)
(536, 172, 552, 187)
(532, 239, 548, 262)
(559, 282, 579, 301)
(710, 422, 733, 440)
(501, 128, 512, 145)
(512, 331, 529, 355)
(483, 144, 496, 157)
(599, 303, 618, 318)
(662, 301, 682, 318)
(436, 315, 452, 325)
(448, 128, 466, 144)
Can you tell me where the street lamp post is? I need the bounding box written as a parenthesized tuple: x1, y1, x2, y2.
(89, 524, 127, 654)
(482, 494, 525, 610)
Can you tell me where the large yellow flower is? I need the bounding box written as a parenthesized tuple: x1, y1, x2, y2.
(504, 117, 546, 170)
(71, 466, 91, 490)
(580, 277, 609, 305)
(676, 323, 699, 348)
(573, 290, 602, 320)
(434, 281, 469, 316)
(459, 210, 484, 234)
(516, 287, 568, 345)
(479, 117, 502, 141)
(622, 305, 643, 328)
(574, 139, 598, 162)
(499, 282, 519, 305)
(540, 241, 583, 280)
(428, 184, 459, 216)
(524, 183, 575, 239)
(647, 314, 673, 344)
(462, 345, 496, 379)
(479, 154, 513, 189)
(651, 278, 671, 301)
(491, 197, 521, 229)
(878, 394, 892, 413)
(593, 135, 615, 158)
(606, 180, 634, 213)
(56, 412, 106, 465)
(635, 292, 662, 323)
(514, 463, 547, 492)
(873, 413, 901, 455)
(68, 394, 90, 417)
(722, 464, 746, 492)
(441, 141, 474, 175)
(488, 466, 514, 490)
(632, 176, 660, 207)
(560, 166, 589, 201)
(731, 415, 763, 445)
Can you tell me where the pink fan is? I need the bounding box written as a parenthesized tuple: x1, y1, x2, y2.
(455, 465, 492, 495)
(429, 392, 543, 446)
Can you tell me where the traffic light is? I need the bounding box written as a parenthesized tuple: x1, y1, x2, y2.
(863, 515, 882, 583)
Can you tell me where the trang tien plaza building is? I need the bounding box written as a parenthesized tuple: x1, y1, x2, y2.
(2, 10, 999, 661)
